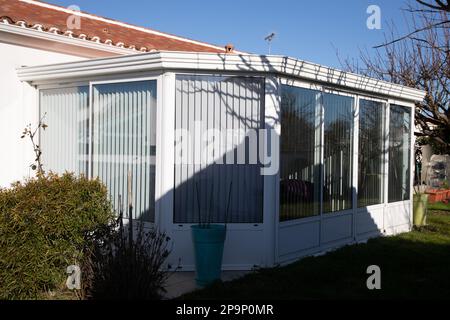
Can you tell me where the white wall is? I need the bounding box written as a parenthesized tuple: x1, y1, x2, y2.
(0, 41, 86, 188)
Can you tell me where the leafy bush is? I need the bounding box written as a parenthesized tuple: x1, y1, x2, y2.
(81, 211, 173, 300)
(0, 173, 114, 299)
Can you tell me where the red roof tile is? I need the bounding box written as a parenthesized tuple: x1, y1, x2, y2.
(0, 0, 228, 53)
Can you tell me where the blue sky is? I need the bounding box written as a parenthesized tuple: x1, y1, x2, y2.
(46, 0, 414, 68)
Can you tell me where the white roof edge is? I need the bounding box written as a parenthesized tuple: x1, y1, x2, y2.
(17, 51, 426, 102)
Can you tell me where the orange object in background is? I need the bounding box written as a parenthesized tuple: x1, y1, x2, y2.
(426, 189, 450, 203)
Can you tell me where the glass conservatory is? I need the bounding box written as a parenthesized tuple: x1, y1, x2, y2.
(18, 51, 425, 270)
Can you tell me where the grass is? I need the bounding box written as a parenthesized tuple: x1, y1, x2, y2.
(428, 201, 450, 212)
(181, 210, 450, 299)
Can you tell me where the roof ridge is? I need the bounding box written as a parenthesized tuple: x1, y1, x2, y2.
(19, 0, 227, 52)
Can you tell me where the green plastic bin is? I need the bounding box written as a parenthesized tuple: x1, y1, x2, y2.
(191, 224, 227, 287)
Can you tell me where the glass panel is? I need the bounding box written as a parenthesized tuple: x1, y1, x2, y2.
(280, 85, 321, 221)
(173, 75, 264, 223)
(40, 87, 89, 175)
(92, 81, 157, 221)
(323, 93, 354, 213)
(388, 105, 411, 202)
(358, 99, 385, 207)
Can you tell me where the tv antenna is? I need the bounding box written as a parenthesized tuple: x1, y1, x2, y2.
(264, 32, 276, 55)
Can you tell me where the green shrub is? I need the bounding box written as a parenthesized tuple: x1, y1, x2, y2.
(0, 173, 114, 299)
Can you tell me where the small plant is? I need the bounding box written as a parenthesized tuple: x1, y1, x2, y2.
(81, 174, 173, 300)
(81, 203, 173, 300)
(20, 114, 48, 176)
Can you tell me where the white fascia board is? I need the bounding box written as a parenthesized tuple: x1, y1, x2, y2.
(0, 23, 134, 56)
(17, 51, 426, 102)
(158, 52, 426, 102)
(17, 52, 163, 80)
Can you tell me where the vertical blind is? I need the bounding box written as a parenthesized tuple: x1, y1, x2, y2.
(40, 87, 89, 176)
(388, 105, 411, 202)
(358, 99, 385, 207)
(280, 86, 321, 220)
(174, 75, 264, 223)
(323, 93, 354, 213)
(92, 81, 157, 221)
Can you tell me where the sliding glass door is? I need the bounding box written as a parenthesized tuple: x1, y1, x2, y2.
(280, 86, 321, 221)
(388, 105, 411, 202)
(323, 93, 354, 213)
(358, 99, 385, 207)
(39, 80, 157, 222)
(92, 80, 157, 221)
(280, 84, 413, 223)
(280, 85, 355, 221)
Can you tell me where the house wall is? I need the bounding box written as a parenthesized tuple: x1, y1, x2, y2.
(0, 40, 86, 188)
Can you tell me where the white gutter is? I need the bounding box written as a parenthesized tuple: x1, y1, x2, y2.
(16, 51, 426, 102)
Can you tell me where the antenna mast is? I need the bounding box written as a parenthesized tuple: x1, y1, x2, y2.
(264, 32, 276, 55)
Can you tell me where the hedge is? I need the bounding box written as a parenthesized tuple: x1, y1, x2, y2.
(0, 173, 114, 299)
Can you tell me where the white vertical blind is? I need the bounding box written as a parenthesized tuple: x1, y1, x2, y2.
(40, 87, 89, 176)
(358, 99, 385, 207)
(323, 93, 354, 213)
(174, 75, 264, 223)
(92, 81, 157, 221)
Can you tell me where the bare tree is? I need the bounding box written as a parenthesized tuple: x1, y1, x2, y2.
(341, 2, 449, 153)
(374, 1, 449, 49)
(416, 0, 450, 12)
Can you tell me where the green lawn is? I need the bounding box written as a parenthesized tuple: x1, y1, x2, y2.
(182, 210, 450, 299)
(428, 201, 450, 212)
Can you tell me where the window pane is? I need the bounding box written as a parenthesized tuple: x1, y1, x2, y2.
(174, 75, 264, 223)
(323, 93, 354, 213)
(388, 105, 411, 202)
(358, 99, 385, 207)
(40, 87, 89, 176)
(92, 81, 157, 221)
(280, 85, 321, 221)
